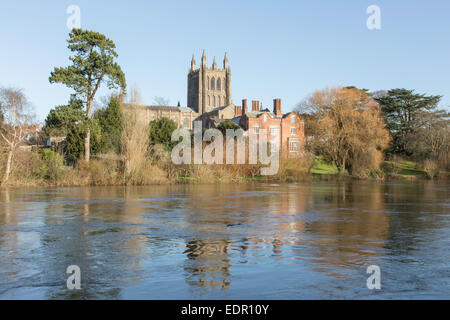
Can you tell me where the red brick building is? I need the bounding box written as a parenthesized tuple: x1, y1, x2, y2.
(238, 99, 304, 154)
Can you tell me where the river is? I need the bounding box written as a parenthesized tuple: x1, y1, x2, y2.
(0, 181, 449, 299)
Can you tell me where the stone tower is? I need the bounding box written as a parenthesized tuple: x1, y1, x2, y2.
(187, 51, 232, 115)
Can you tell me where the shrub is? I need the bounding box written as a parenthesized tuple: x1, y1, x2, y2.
(423, 159, 439, 179)
(149, 117, 177, 151)
(437, 152, 450, 172)
(39, 149, 64, 181)
(10, 150, 43, 182)
(148, 144, 171, 164)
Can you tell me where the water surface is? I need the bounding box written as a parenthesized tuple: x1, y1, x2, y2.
(0, 181, 449, 299)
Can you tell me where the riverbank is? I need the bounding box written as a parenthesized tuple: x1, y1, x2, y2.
(1, 152, 448, 188)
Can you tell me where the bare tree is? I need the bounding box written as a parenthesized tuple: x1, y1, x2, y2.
(152, 96, 170, 106)
(127, 85, 143, 105)
(121, 86, 149, 181)
(0, 87, 34, 184)
(297, 87, 390, 176)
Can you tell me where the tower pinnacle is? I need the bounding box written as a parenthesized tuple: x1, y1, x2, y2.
(223, 52, 228, 69)
(201, 49, 206, 67)
(191, 54, 196, 71)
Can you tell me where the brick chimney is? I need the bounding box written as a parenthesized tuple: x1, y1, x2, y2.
(252, 100, 260, 112)
(234, 105, 242, 116)
(273, 99, 282, 116)
(242, 99, 247, 114)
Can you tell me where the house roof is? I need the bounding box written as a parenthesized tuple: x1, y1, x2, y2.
(231, 117, 241, 125)
(282, 111, 297, 118)
(211, 118, 228, 125)
(244, 110, 297, 119)
(245, 111, 278, 119)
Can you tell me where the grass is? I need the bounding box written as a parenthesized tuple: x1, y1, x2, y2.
(311, 158, 430, 179)
(3, 149, 440, 187)
(383, 160, 427, 178)
(311, 158, 339, 175)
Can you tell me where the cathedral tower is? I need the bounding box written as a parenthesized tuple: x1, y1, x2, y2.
(187, 51, 232, 115)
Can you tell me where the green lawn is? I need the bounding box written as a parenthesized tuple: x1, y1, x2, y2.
(383, 160, 427, 178)
(311, 158, 339, 175)
(311, 158, 429, 178)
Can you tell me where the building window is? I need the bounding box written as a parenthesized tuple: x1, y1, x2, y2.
(183, 118, 189, 129)
(217, 78, 221, 90)
(289, 139, 300, 152)
(211, 77, 215, 90)
(253, 126, 260, 134)
(291, 127, 296, 136)
(207, 76, 210, 89)
(270, 127, 278, 136)
(270, 141, 278, 152)
(263, 114, 267, 122)
(213, 96, 216, 107)
(291, 115, 296, 124)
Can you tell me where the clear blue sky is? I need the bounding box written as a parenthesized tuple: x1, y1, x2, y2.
(1, 0, 449, 122)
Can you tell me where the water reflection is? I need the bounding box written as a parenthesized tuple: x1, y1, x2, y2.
(0, 181, 449, 299)
(184, 239, 232, 294)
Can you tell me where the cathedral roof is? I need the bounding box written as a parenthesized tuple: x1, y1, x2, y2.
(126, 104, 197, 113)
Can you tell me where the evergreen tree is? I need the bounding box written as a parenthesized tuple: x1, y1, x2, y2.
(43, 95, 85, 137)
(64, 119, 103, 164)
(49, 29, 126, 161)
(95, 96, 123, 153)
(375, 89, 442, 155)
(149, 117, 177, 151)
(216, 119, 240, 135)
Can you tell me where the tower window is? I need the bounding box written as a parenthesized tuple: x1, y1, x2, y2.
(217, 78, 221, 90)
(211, 77, 215, 90)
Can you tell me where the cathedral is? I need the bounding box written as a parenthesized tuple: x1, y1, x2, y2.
(126, 51, 305, 154)
(187, 51, 231, 115)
